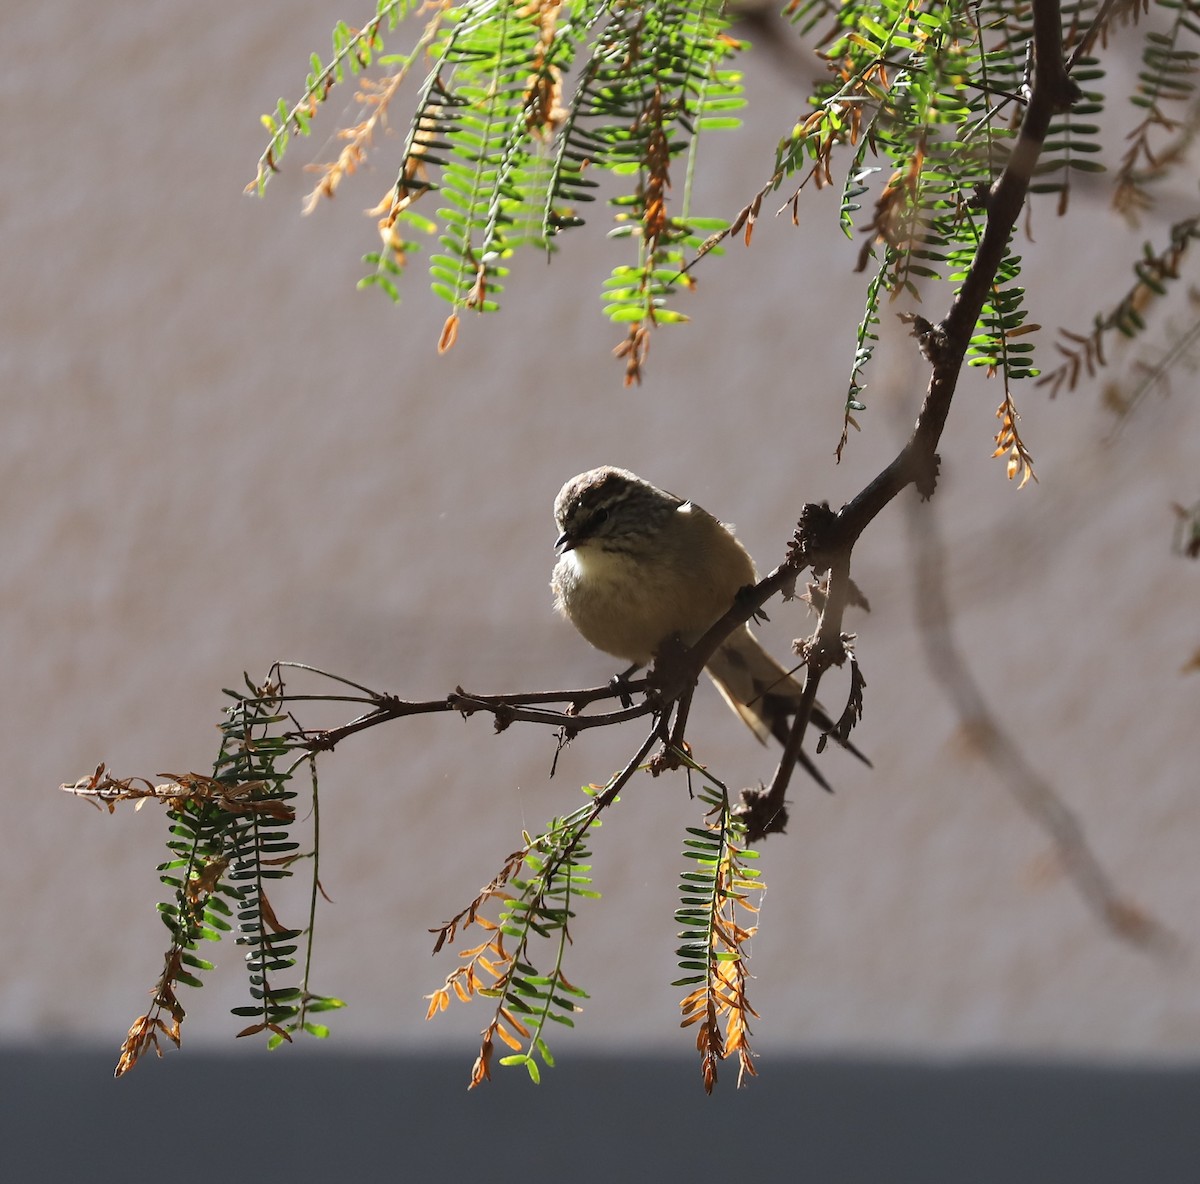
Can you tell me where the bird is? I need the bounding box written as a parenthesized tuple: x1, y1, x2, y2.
(550, 465, 864, 786)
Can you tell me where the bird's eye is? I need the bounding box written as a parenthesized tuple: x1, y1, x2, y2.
(592, 508, 609, 528)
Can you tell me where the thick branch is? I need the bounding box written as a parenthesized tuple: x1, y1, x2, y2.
(842, 0, 1077, 542)
(729, 0, 1079, 837)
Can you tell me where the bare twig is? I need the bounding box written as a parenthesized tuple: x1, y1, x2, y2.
(284, 663, 655, 753)
(1065, 0, 1144, 70)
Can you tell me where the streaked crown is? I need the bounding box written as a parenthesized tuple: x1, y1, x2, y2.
(554, 466, 681, 554)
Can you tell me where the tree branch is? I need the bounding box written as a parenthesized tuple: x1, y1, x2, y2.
(227, 2, 1086, 839)
(293, 672, 657, 753)
(727, 0, 1081, 837)
(296, 4, 1084, 844)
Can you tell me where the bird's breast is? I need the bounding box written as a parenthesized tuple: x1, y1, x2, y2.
(552, 538, 751, 667)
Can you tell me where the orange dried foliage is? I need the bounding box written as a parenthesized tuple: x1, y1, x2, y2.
(438, 313, 459, 353)
(992, 395, 1038, 487)
(641, 87, 673, 241)
(62, 764, 294, 821)
(678, 840, 762, 1093)
(235, 1021, 293, 1042)
(425, 849, 535, 1040)
(856, 140, 928, 274)
(299, 9, 453, 216)
(471, 1030, 495, 1087)
(187, 856, 229, 903)
(258, 889, 291, 935)
(521, 0, 566, 139)
(429, 850, 526, 953)
(115, 1011, 181, 1079)
(374, 97, 444, 248)
(425, 933, 512, 1021)
(614, 323, 651, 386)
(114, 948, 189, 1077)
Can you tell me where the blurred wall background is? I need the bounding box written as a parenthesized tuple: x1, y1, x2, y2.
(2, 0, 1197, 1086)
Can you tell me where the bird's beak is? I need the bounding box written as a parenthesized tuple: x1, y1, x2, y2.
(554, 530, 574, 555)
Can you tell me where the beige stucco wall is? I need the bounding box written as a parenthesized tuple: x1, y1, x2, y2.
(2, 2, 1197, 1063)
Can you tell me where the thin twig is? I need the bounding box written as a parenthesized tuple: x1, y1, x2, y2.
(447, 694, 654, 731)
(1065, 0, 1134, 70)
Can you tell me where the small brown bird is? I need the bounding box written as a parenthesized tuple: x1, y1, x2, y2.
(551, 466, 864, 787)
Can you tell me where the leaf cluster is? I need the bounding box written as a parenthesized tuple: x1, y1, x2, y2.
(70, 673, 345, 1077)
(248, 0, 1200, 458)
(675, 785, 763, 1093)
(73, 653, 787, 1089)
(426, 795, 600, 1086)
(252, 0, 745, 382)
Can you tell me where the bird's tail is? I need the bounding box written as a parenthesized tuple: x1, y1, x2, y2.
(704, 625, 869, 790)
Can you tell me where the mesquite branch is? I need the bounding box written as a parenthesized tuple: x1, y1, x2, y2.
(294, 0, 1080, 823)
(734, 0, 1082, 836)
